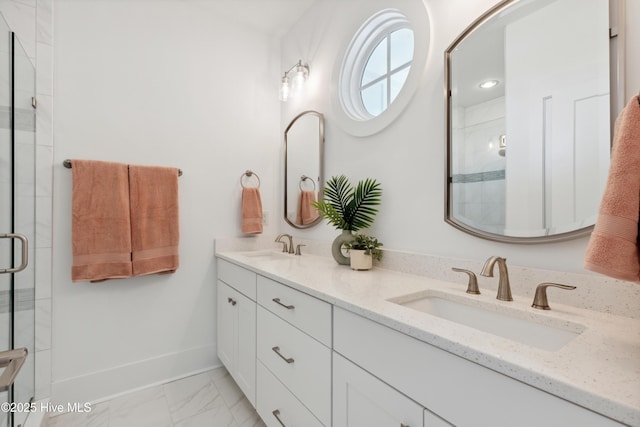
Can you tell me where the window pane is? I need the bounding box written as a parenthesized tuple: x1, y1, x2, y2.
(390, 66, 410, 104)
(361, 80, 387, 116)
(361, 37, 387, 86)
(390, 28, 414, 70)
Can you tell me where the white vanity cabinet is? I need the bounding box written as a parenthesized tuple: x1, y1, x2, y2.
(215, 253, 632, 426)
(256, 275, 332, 426)
(216, 259, 257, 406)
(334, 307, 623, 427)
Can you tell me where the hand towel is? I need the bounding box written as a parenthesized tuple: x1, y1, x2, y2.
(584, 95, 640, 283)
(71, 160, 132, 282)
(296, 190, 319, 225)
(129, 165, 180, 276)
(242, 187, 263, 234)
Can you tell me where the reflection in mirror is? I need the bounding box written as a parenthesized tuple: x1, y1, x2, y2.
(445, 0, 615, 243)
(284, 111, 324, 229)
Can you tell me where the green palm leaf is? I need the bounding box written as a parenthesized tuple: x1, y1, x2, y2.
(345, 178, 382, 230)
(313, 175, 382, 231)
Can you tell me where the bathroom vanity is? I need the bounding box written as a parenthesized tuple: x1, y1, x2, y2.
(215, 249, 639, 427)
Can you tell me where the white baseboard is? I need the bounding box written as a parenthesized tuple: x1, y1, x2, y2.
(51, 345, 218, 406)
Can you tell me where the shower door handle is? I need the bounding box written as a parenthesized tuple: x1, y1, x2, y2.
(0, 348, 27, 392)
(0, 233, 28, 274)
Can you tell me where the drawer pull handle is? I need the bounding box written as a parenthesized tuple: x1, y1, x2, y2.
(227, 297, 236, 306)
(272, 297, 295, 310)
(401, 424, 410, 427)
(272, 346, 295, 364)
(272, 409, 286, 427)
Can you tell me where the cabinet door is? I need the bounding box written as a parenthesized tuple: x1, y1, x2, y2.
(217, 280, 256, 406)
(217, 280, 237, 373)
(333, 353, 423, 427)
(235, 289, 256, 406)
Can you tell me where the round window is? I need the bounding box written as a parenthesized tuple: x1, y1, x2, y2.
(361, 28, 414, 117)
(339, 10, 414, 121)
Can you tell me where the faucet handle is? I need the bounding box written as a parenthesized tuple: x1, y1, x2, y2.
(452, 268, 480, 295)
(276, 241, 288, 252)
(295, 244, 306, 256)
(531, 283, 576, 310)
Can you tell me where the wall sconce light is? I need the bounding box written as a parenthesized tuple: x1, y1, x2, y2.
(279, 60, 309, 102)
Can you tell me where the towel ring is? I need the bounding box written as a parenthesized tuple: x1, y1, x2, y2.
(299, 175, 316, 191)
(240, 170, 260, 188)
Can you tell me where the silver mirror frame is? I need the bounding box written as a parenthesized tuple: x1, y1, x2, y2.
(444, 0, 625, 244)
(284, 110, 325, 229)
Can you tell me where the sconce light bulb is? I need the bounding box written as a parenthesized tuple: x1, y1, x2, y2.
(291, 63, 309, 95)
(279, 76, 290, 102)
(293, 72, 306, 88)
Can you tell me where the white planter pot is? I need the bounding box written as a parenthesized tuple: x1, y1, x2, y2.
(350, 250, 372, 271)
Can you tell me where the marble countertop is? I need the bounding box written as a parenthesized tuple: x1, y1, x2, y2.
(216, 249, 640, 425)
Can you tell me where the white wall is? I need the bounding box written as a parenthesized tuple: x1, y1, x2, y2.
(52, 0, 281, 403)
(279, 0, 640, 273)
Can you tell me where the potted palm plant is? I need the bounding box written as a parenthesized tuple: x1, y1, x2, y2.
(344, 233, 383, 270)
(312, 175, 382, 265)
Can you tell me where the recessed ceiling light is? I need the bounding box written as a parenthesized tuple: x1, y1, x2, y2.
(479, 79, 499, 89)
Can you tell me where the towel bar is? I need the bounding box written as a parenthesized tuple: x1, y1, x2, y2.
(63, 159, 182, 176)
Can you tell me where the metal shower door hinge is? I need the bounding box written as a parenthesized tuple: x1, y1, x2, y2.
(31, 97, 37, 109)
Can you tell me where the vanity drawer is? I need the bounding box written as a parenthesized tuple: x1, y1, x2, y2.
(217, 258, 256, 300)
(257, 361, 324, 427)
(257, 306, 331, 426)
(257, 275, 331, 346)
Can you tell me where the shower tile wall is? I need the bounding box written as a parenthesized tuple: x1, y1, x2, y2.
(452, 97, 506, 234)
(0, 0, 54, 401)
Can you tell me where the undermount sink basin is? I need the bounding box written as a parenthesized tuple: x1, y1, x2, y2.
(391, 292, 584, 351)
(240, 250, 290, 260)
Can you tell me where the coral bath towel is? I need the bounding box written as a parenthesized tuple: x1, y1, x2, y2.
(242, 187, 263, 234)
(296, 190, 319, 225)
(71, 160, 133, 282)
(584, 95, 640, 283)
(129, 165, 180, 276)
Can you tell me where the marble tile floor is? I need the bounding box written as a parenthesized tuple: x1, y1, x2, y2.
(46, 367, 266, 427)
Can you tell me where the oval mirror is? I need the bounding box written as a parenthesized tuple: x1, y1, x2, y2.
(445, 0, 618, 243)
(284, 111, 324, 229)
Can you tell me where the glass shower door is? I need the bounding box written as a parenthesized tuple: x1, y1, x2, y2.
(12, 29, 36, 427)
(0, 16, 36, 427)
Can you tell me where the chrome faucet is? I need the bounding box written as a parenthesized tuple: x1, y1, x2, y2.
(275, 234, 294, 254)
(480, 256, 513, 301)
